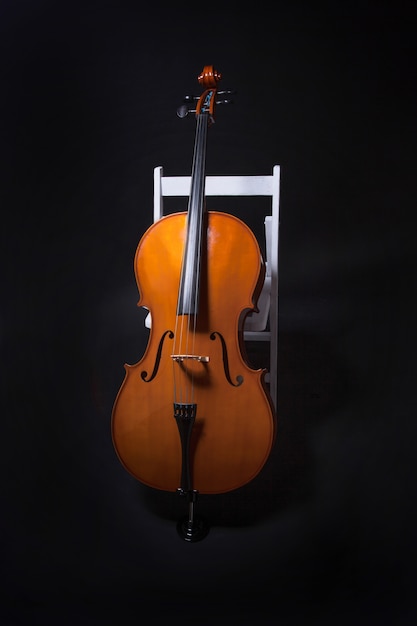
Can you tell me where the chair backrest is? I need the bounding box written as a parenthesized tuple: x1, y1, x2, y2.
(152, 165, 280, 409)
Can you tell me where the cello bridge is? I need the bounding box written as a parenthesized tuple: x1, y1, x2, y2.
(171, 354, 210, 363)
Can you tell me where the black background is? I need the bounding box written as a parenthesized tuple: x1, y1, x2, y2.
(1, 1, 416, 624)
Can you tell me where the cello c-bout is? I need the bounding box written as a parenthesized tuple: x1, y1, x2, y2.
(111, 66, 277, 496)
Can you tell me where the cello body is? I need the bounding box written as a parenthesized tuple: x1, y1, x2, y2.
(112, 210, 276, 494)
(111, 66, 277, 498)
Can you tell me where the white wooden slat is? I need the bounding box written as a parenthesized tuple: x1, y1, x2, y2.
(161, 175, 275, 197)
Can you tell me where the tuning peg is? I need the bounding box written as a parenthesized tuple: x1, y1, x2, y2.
(177, 105, 189, 118)
(215, 89, 236, 106)
(177, 104, 197, 118)
(183, 94, 199, 102)
(176, 94, 200, 118)
(176, 89, 236, 117)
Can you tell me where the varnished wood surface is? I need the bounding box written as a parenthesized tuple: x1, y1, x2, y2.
(112, 211, 277, 493)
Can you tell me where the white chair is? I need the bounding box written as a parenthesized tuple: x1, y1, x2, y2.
(148, 165, 280, 410)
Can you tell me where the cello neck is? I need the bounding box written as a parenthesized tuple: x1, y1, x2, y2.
(176, 103, 213, 316)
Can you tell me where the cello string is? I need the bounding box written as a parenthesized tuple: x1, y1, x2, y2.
(173, 112, 203, 405)
(191, 113, 208, 404)
(187, 113, 205, 404)
(173, 109, 209, 406)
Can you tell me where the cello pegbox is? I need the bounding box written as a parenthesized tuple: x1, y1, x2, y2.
(195, 65, 222, 118)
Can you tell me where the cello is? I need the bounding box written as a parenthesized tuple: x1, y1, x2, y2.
(111, 66, 277, 540)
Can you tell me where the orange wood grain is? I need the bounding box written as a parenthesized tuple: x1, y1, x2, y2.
(111, 211, 277, 494)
